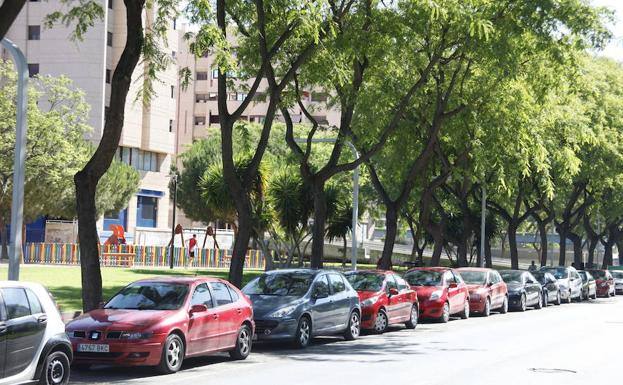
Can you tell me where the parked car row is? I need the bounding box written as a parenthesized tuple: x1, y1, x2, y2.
(1, 265, 619, 384)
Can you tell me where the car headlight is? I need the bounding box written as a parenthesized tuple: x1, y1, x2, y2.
(429, 290, 443, 301)
(268, 305, 297, 318)
(361, 297, 378, 307)
(120, 331, 153, 340)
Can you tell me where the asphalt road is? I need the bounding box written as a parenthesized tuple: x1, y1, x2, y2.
(71, 296, 623, 385)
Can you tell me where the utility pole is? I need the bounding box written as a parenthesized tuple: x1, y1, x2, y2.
(2, 38, 28, 281)
(169, 174, 178, 269)
(480, 186, 486, 267)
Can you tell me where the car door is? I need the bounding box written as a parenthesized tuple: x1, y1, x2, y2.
(327, 273, 350, 331)
(394, 275, 412, 320)
(310, 275, 332, 334)
(384, 274, 401, 322)
(1, 287, 46, 378)
(571, 271, 583, 297)
(209, 281, 239, 349)
(187, 282, 220, 355)
(444, 271, 461, 313)
(524, 274, 540, 304)
(0, 291, 7, 379)
(492, 271, 506, 307)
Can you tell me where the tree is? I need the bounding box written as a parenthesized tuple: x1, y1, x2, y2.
(0, 0, 27, 40)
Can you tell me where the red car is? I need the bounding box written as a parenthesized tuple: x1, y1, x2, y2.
(404, 267, 470, 323)
(456, 268, 508, 316)
(588, 269, 616, 297)
(345, 270, 418, 333)
(66, 277, 254, 374)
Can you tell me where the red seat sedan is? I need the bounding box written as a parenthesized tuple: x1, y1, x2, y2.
(456, 268, 508, 316)
(66, 277, 254, 374)
(345, 270, 418, 333)
(588, 269, 616, 297)
(404, 267, 470, 323)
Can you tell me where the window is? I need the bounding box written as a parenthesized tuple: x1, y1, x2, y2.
(106, 69, 111, 84)
(236, 93, 247, 101)
(1, 288, 31, 319)
(107, 32, 113, 47)
(209, 114, 220, 124)
(194, 116, 206, 126)
(191, 283, 213, 308)
(135, 150, 159, 172)
(104, 208, 126, 229)
(212, 69, 219, 79)
(227, 286, 239, 302)
(136, 196, 157, 228)
(443, 272, 454, 286)
(108, 0, 113, 9)
(208, 92, 218, 100)
(28, 25, 40, 40)
(28, 63, 39, 77)
(26, 289, 43, 314)
(395, 275, 408, 291)
(169, 119, 174, 133)
(209, 282, 233, 306)
(328, 273, 346, 294)
(196, 72, 208, 80)
(170, 85, 174, 98)
(385, 274, 398, 290)
(313, 275, 330, 298)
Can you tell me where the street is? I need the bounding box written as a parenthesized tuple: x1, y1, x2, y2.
(71, 296, 623, 385)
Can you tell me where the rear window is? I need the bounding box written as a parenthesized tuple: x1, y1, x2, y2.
(26, 289, 43, 314)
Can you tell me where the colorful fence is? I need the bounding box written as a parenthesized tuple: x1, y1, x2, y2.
(23, 243, 265, 270)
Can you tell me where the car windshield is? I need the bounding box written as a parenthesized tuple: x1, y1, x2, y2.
(500, 271, 523, 284)
(578, 272, 588, 281)
(590, 270, 606, 279)
(542, 267, 567, 279)
(105, 282, 189, 310)
(243, 272, 313, 296)
(459, 271, 487, 285)
(404, 270, 442, 286)
(531, 272, 546, 284)
(345, 272, 384, 292)
(611, 271, 623, 279)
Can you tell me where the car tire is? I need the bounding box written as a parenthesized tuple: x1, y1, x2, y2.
(373, 309, 389, 334)
(439, 302, 450, 323)
(518, 294, 527, 312)
(535, 293, 542, 309)
(229, 324, 252, 360)
(157, 333, 185, 374)
(343, 311, 361, 341)
(460, 301, 470, 320)
(542, 292, 548, 307)
(405, 304, 418, 329)
(39, 350, 71, 385)
(482, 298, 491, 317)
(566, 290, 572, 304)
(555, 291, 562, 305)
(293, 316, 312, 349)
(499, 296, 509, 314)
(592, 292, 597, 300)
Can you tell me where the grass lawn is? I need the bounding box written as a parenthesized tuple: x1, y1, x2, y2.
(0, 266, 263, 313)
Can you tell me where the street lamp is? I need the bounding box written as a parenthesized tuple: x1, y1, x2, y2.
(293, 138, 360, 270)
(169, 173, 178, 269)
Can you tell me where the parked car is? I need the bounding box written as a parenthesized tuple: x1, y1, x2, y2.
(539, 266, 583, 302)
(66, 277, 254, 374)
(455, 268, 508, 316)
(577, 271, 597, 300)
(344, 270, 418, 333)
(0, 281, 72, 385)
(610, 270, 623, 294)
(588, 269, 616, 297)
(242, 269, 361, 348)
(403, 267, 470, 323)
(531, 271, 562, 306)
(499, 270, 542, 311)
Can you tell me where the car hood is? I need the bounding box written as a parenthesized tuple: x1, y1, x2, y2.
(506, 283, 525, 292)
(466, 284, 486, 292)
(411, 286, 442, 301)
(248, 295, 305, 318)
(67, 309, 177, 330)
(557, 278, 571, 286)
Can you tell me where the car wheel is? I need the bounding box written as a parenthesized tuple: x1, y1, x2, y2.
(405, 304, 418, 329)
(229, 324, 252, 360)
(518, 294, 527, 312)
(373, 309, 389, 334)
(343, 311, 360, 341)
(499, 296, 509, 314)
(482, 298, 491, 317)
(555, 291, 562, 305)
(157, 333, 185, 374)
(439, 302, 450, 323)
(535, 293, 542, 309)
(39, 350, 70, 385)
(542, 292, 548, 308)
(592, 292, 597, 300)
(460, 301, 470, 319)
(566, 290, 572, 303)
(293, 316, 312, 349)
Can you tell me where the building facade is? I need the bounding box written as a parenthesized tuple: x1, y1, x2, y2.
(3, 0, 179, 239)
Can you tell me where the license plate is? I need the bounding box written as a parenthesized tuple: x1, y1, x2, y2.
(77, 344, 110, 353)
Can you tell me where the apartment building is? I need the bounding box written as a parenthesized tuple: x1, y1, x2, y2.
(3, 0, 179, 239)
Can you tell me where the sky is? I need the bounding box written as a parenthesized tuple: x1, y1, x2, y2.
(593, 0, 623, 61)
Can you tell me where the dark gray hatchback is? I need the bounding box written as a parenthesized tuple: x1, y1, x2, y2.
(242, 269, 361, 348)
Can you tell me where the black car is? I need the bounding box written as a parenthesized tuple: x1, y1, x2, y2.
(499, 270, 542, 312)
(578, 271, 597, 300)
(531, 271, 562, 306)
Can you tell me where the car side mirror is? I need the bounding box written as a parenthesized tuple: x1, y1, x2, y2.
(98, 302, 106, 309)
(389, 288, 399, 296)
(313, 291, 328, 300)
(190, 304, 208, 315)
(487, 282, 493, 287)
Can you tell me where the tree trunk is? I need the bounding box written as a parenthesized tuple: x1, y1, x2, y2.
(558, 227, 567, 266)
(602, 242, 613, 269)
(310, 182, 327, 268)
(0, 219, 8, 261)
(508, 222, 519, 269)
(229, 206, 252, 286)
(379, 205, 398, 270)
(538, 221, 548, 267)
(587, 238, 597, 269)
(430, 229, 443, 266)
(484, 234, 492, 268)
(568, 231, 583, 268)
(617, 240, 623, 266)
(341, 236, 347, 267)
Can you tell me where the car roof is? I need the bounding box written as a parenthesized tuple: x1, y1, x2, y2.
(346, 269, 393, 275)
(131, 276, 225, 285)
(262, 268, 323, 276)
(0, 281, 47, 290)
(499, 269, 525, 274)
(407, 267, 450, 273)
(455, 267, 491, 272)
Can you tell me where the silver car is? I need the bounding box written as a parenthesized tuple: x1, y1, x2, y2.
(539, 266, 583, 303)
(242, 269, 361, 348)
(612, 270, 623, 294)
